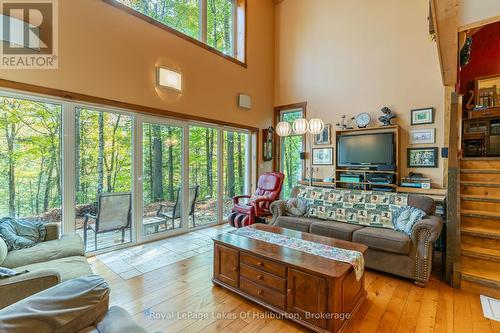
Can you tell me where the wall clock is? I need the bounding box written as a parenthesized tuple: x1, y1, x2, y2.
(356, 113, 371, 128)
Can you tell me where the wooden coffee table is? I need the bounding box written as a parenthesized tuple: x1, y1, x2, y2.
(212, 224, 368, 333)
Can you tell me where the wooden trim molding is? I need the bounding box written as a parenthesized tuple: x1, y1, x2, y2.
(101, 0, 247, 68)
(430, 0, 459, 86)
(0, 79, 259, 133)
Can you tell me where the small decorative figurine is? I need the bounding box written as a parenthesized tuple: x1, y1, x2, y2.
(378, 107, 396, 126)
(336, 115, 355, 130)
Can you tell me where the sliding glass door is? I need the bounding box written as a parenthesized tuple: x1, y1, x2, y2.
(222, 130, 250, 219)
(188, 125, 219, 228)
(74, 107, 133, 252)
(142, 122, 184, 237)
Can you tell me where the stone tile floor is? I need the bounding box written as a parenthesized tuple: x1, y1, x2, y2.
(95, 223, 233, 280)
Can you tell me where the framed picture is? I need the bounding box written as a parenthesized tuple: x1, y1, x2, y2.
(411, 107, 434, 125)
(407, 147, 438, 168)
(314, 124, 331, 145)
(312, 147, 333, 165)
(410, 128, 435, 144)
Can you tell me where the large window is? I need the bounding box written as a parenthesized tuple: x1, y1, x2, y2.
(0, 90, 254, 254)
(0, 96, 62, 226)
(114, 0, 244, 61)
(278, 108, 305, 198)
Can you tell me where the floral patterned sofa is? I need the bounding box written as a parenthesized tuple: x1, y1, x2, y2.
(269, 186, 443, 286)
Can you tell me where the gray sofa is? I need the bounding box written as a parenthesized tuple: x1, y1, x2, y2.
(270, 186, 443, 286)
(0, 223, 92, 309)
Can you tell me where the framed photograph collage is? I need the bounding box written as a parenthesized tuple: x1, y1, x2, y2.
(408, 107, 437, 168)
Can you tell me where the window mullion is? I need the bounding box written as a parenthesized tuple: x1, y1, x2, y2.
(200, 0, 207, 43)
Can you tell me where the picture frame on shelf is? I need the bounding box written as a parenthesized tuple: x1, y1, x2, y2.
(410, 128, 435, 144)
(407, 147, 438, 168)
(314, 124, 331, 145)
(411, 107, 434, 125)
(312, 147, 333, 165)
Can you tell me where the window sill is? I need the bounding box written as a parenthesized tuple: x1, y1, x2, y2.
(102, 0, 247, 68)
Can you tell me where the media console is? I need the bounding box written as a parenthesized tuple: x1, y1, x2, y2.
(335, 126, 400, 192)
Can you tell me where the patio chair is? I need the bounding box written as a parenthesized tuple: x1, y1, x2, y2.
(156, 185, 199, 229)
(83, 192, 132, 251)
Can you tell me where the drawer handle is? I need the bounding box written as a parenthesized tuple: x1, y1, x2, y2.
(257, 274, 263, 280)
(232, 266, 238, 272)
(258, 289, 263, 295)
(258, 261, 264, 267)
(287, 288, 292, 295)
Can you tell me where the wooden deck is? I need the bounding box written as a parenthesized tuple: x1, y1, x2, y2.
(77, 214, 221, 252)
(88, 224, 500, 333)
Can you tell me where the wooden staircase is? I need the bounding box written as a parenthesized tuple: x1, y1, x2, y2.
(460, 159, 500, 298)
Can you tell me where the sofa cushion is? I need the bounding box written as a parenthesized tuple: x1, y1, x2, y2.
(2, 234, 84, 269)
(13, 256, 92, 282)
(408, 194, 435, 214)
(310, 221, 364, 241)
(275, 216, 316, 233)
(352, 227, 410, 255)
(297, 186, 408, 230)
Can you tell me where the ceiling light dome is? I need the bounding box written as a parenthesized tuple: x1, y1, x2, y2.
(292, 118, 308, 135)
(308, 118, 325, 135)
(275, 121, 292, 136)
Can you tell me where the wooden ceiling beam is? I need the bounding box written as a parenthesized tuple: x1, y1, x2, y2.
(431, 0, 459, 86)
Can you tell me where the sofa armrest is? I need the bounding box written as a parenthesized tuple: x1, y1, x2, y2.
(410, 215, 443, 286)
(269, 200, 287, 225)
(0, 269, 61, 309)
(44, 222, 60, 241)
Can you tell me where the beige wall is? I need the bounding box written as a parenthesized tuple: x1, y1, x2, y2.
(0, 0, 275, 173)
(275, 0, 445, 187)
(458, 0, 500, 30)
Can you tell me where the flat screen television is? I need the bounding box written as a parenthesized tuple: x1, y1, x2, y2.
(337, 132, 395, 168)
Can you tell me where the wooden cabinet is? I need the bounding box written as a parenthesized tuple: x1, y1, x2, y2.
(287, 268, 328, 329)
(213, 236, 366, 333)
(213, 244, 239, 288)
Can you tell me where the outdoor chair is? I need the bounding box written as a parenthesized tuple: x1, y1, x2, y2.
(156, 185, 199, 230)
(229, 172, 285, 227)
(83, 192, 132, 251)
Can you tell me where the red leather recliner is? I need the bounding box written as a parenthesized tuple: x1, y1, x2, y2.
(229, 172, 285, 228)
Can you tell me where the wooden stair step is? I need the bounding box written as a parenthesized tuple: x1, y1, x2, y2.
(461, 244, 500, 262)
(461, 226, 500, 239)
(461, 271, 500, 292)
(461, 181, 500, 188)
(461, 169, 500, 174)
(461, 194, 500, 203)
(460, 209, 500, 220)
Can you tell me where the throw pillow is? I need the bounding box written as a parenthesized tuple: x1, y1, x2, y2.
(0, 217, 47, 251)
(285, 198, 308, 217)
(0, 237, 7, 266)
(392, 206, 426, 235)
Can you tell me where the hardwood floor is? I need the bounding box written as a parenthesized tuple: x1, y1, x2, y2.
(89, 226, 499, 333)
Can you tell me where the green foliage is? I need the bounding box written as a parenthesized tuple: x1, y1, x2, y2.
(0, 97, 62, 219)
(280, 110, 304, 198)
(117, 0, 234, 55)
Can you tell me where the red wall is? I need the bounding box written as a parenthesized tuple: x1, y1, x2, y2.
(459, 21, 500, 95)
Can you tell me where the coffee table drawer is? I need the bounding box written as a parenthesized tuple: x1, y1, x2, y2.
(240, 264, 286, 293)
(240, 253, 286, 277)
(240, 277, 286, 310)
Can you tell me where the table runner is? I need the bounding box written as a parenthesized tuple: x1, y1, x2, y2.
(231, 227, 365, 281)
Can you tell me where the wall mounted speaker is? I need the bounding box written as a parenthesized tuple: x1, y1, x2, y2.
(238, 94, 252, 109)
